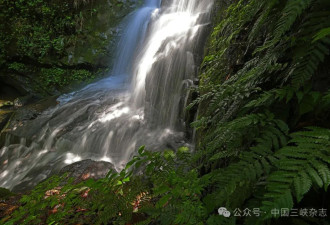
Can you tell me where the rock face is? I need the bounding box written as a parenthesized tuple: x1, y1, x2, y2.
(0, 95, 59, 147)
(59, 159, 116, 184)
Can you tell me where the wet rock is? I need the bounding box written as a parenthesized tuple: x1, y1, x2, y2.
(161, 0, 172, 7)
(10, 108, 40, 122)
(59, 159, 116, 184)
(2, 95, 59, 140)
(13, 95, 38, 108)
(0, 76, 29, 99)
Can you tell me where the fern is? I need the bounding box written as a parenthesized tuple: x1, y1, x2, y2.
(244, 86, 295, 109)
(274, 0, 312, 38)
(260, 127, 330, 219)
(203, 115, 289, 212)
(256, 0, 313, 52)
(248, 0, 279, 43)
(286, 1, 330, 87)
(313, 27, 330, 42)
(195, 0, 330, 224)
(290, 37, 330, 88)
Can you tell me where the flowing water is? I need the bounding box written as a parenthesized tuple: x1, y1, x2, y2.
(0, 0, 213, 191)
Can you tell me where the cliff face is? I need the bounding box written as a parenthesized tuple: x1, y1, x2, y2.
(0, 0, 138, 99)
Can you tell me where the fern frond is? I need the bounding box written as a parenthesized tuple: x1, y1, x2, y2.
(290, 38, 330, 88)
(248, 0, 279, 43)
(203, 118, 289, 211)
(245, 86, 296, 109)
(313, 27, 330, 42)
(257, 0, 312, 52)
(260, 127, 330, 219)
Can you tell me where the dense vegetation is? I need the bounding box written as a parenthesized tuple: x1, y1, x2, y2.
(1, 0, 330, 224)
(0, 0, 135, 97)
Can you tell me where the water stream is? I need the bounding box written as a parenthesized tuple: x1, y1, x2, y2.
(0, 0, 213, 191)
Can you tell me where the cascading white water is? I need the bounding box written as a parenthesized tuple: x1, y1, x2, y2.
(0, 0, 213, 191)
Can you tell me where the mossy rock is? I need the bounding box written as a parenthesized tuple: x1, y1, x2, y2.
(0, 100, 13, 108)
(0, 187, 14, 199)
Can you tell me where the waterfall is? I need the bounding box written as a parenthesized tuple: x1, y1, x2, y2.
(131, 0, 213, 128)
(0, 0, 213, 191)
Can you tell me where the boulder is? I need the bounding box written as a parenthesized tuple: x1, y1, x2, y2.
(59, 159, 116, 184)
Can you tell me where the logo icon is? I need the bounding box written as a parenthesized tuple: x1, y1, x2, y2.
(218, 207, 231, 217)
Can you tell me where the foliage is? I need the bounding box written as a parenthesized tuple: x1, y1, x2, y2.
(261, 127, 330, 218)
(189, 0, 330, 224)
(3, 0, 330, 224)
(0, 0, 135, 95)
(5, 168, 145, 225)
(39, 68, 95, 88)
(4, 147, 209, 225)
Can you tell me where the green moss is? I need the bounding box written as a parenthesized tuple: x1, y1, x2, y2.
(0, 187, 14, 199)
